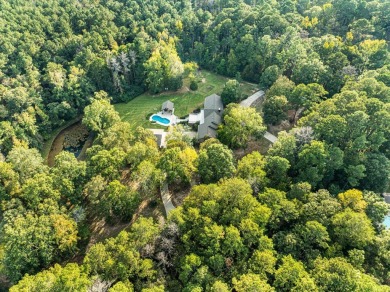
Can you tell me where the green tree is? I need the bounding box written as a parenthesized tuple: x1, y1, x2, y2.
(236, 151, 269, 193)
(301, 190, 342, 227)
(82, 91, 120, 133)
(171, 178, 271, 284)
(363, 191, 390, 228)
(144, 38, 184, 93)
(99, 121, 134, 152)
(109, 280, 134, 292)
(10, 263, 91, 292)
(84, 176, 139, 221)
(84, 229, 157, 283)
(266, 76, 295, 101)
(132, 160, 163, 199)
(210, 280, 229, 292)
(0, 121, 18, 155)
(2, 210, 78, 283)
(259, 65, 280, 89)
(51, 151, 87, 205)
(197, 143, 236, 183)
(7, 146, 47, 183)
(337, 189, 367, 212)
(0, 161, 20, 202)
(264, 156, 291, 191)
(127, 142, 160, 170)
(232, 273, 275, 292)
(312, 257, 389, 292)
(221, 79, 241, 105)
(290, 83, 327, 112)
(157, 147, 197, 185)
(292, 57, 327, 85)
(274, 255, 318, 292)
(218, 104, 266, 149)
(88, 147, 126, 180)
(296, 141, 343, 189)
(331, 208, 375, 249)
(247, 249, 277, 279)
(258, 188, 300, 231)
(263, 95, 288, 125)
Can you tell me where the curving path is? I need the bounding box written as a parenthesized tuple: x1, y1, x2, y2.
(160, 181, 175, 216)
(240, 90, 278, 143)
(240, 90, 265, 107)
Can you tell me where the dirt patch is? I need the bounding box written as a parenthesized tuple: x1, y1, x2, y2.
(171, 185, 192, 207)
(77, 133, 95, 161)
(47, 132, 66, 167)
(0, 275, 10, 291)
(233, 138, 272, 160)
(85, 199, 165, 252)
(268, 121, 293, 136)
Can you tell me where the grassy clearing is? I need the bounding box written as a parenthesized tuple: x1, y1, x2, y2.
(115, 71, 259, 129)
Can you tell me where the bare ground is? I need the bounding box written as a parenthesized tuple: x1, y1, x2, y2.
(233, 138, 273, 160)
(85, 199, 165, 253)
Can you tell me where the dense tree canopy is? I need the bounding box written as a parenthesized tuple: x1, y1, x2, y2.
(1, 0, 390, 291)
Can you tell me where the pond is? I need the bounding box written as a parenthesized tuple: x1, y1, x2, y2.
(47, 121, 90, 166)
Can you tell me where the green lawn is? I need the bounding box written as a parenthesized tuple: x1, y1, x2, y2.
(115, 71, 259, 129)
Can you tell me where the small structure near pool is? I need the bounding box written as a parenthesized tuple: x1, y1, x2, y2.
(162, 100, 174, 114)
(150, 100, 177, 126)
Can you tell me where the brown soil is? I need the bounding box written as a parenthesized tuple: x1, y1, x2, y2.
(268, 121, 293, 136)
(85, 199, 165, 252)
(0, 275, 10, 291)
(47, 132, 66, 167)
(233, 138, 272, 160)
(171, 185, 192, 207)
(77, 133, 95, 161)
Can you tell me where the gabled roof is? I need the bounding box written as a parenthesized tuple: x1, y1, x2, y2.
(204, 94, 223, 111)
(162, 100, 174, 111)
(198, 111, 222, 139)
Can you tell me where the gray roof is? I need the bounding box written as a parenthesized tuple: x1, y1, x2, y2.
(384, 194, 390, 204)
(198, 112, 222, 139)
(204, 94, 223, 111)
(162, 100, 174, 111)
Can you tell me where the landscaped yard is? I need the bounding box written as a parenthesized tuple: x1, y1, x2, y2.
(115, 71, 259, 129)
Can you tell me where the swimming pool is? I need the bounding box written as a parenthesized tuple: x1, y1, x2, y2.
(384, 215, 390, 228)
(151, 114, 170, 126)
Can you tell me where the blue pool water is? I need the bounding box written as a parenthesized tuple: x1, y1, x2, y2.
(151, 114, 170, 125)
(384, 215, 390, 228)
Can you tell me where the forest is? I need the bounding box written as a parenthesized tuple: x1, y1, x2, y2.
(0, 0, 389, 291)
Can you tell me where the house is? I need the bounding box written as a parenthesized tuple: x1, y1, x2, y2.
(190, 94, 224, 140)
(161, 100, 174, 115)
(198, 111, 222, 139)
